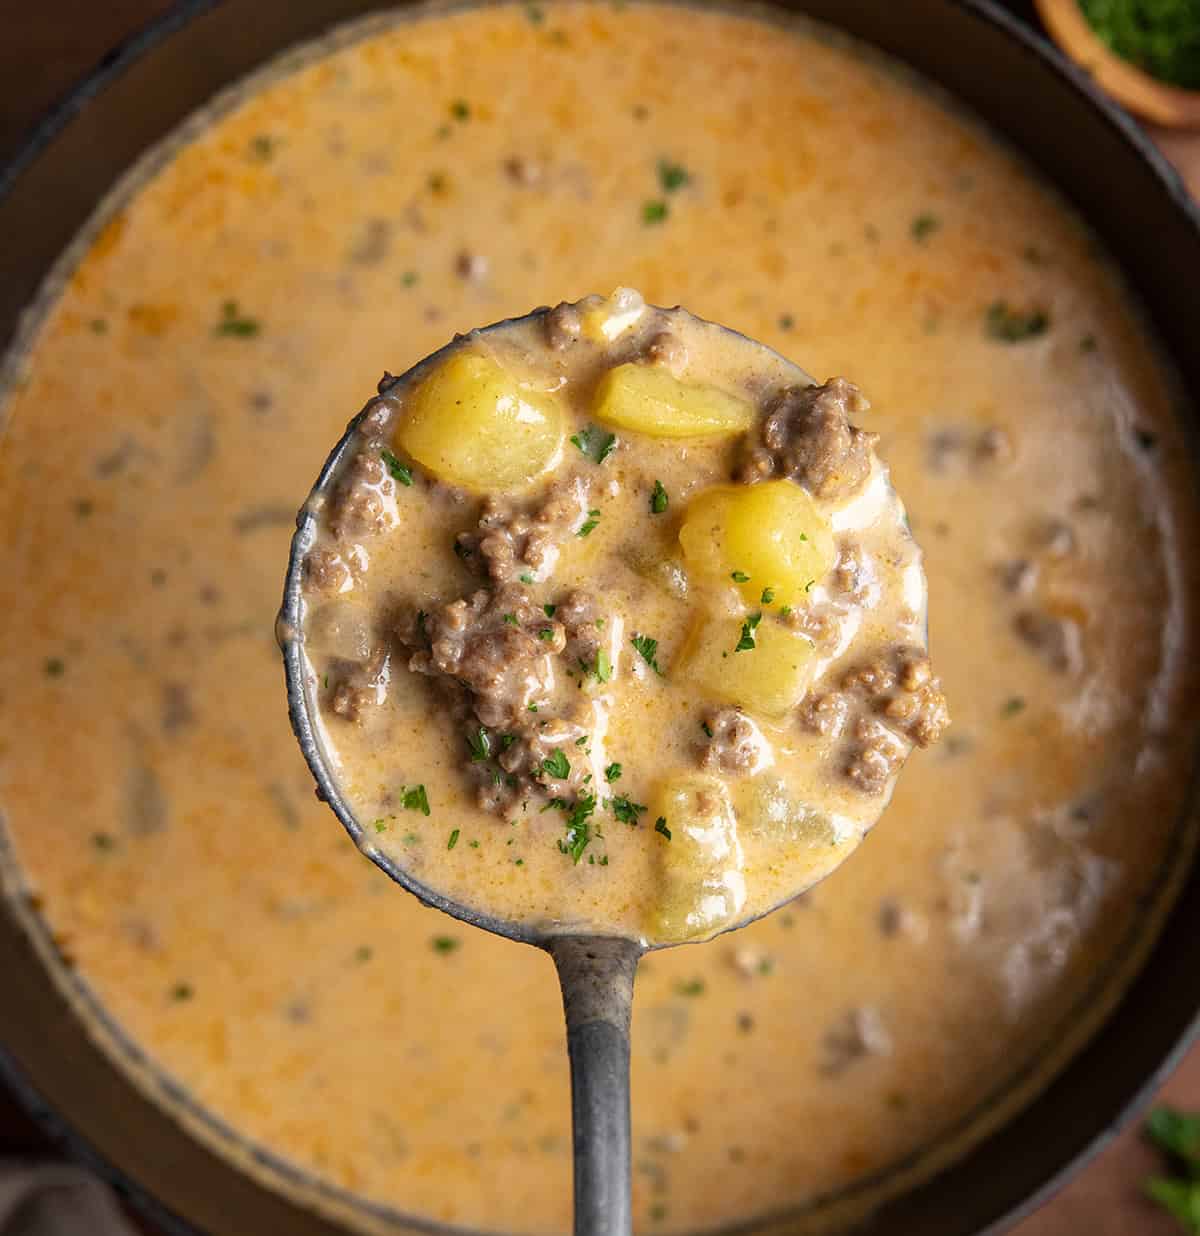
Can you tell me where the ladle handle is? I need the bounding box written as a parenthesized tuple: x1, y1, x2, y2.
(548, 935, 642, 1236)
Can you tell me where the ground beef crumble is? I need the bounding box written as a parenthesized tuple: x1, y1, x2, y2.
(701, 707, 769, 776)
(800, 646, 949, 795)
(737, 377, 877, 499)
(455, 478, 590, 585)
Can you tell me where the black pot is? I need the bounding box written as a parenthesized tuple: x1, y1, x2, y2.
(2, 2, 1198, 1234)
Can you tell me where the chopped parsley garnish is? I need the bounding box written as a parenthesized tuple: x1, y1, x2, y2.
(575, 735, 589, 746)
(731, 570, 750, 583)
(499, 734, 518, 751)
(630, 634, 663, 675)
(529, 702, 540, 713)
(543, 603, 557, 618)
(735, 612, 763, 652)
(605, 763, 623, 782)
(911, 213, 940, 242)
(1081, 0, 1200, 90)
(447, 828, 460, 850)
(91, 832, 116, 852)
(609, 795, 647, 825)
(779, 605, 793, 618)
(43, 657, 65, 677)
(170, 983, 194, 1002)
(642, 199, 669, 225)
(380, 448, 414, 486)
(779, 313, 795, 330)
(1002, 697, 1026, 717)
(400, 784, 431, 816)
(248, 134, 277, 161)
(450, 99, 471, 121)
(650, 479, 668, 514)
(655, 816, 672, 840)
(1143, 1105, 1200, 1230)
(214, 300, 261, 338)
(592, 648, 613, 683)
(657, 158, 691, 193)
(538, 627, 555, 641)
(89, 318, 107, 334)
(503, 613, 519, 626)
(555, 793, 597, 863)
(432, 935, 460, 954)
(354, 945, 373, 963)
(760, 586, 775, 605)
(520, 571, 535, 584)
(985, 300, 1050, 343)
(700, 720, 714, 738)
(373, 818, 389, 833)
(675, 978, 705, 997)
(525, 2, 545, 23)
(467, 727, 492, 762)
(542, 750, 571, 780)
(578, 508, 601, 537)
(402, 269, 420, 287)
(570, 425, 618, 464)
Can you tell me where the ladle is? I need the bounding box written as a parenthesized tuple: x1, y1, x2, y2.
(277, 305, 926, 1236)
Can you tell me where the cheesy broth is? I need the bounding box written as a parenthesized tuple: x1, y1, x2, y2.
(0, 4, 1197, 1234)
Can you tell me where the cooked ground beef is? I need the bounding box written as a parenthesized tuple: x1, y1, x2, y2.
(781, 603, 840, 649)
(701, 707, 768, 776)
(402, 585, 559, 728)
(328, 651, 389, 724)
(643, 330, 688, 372)
(544, 301, 583, 350)
(800, 646, 949, 794)
(1013, 609, 1083, 673)
(329, 450, 394, 539)
(303, 546, 353, 595)
(737, 378, 877, 499)
(396, 584, 613, 813)
(455, 478, 590, 585)
(831, 539, 874, 603)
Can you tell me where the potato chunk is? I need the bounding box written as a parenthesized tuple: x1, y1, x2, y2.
(593, 363, 754, 439)
(679, 480, 835, 606)
(395, 351, 565, 492)
(680, 611, 819, 719)
(649, 775, 746, 942)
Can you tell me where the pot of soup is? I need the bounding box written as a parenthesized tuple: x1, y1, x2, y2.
(1, 3, 1198, 1235)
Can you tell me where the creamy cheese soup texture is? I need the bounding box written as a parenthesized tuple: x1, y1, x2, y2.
(298, 291, 945, 942)
(1, 4, 1198, 1234)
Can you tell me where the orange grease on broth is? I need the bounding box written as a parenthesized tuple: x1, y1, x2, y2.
(0, 5, 1197, 1234)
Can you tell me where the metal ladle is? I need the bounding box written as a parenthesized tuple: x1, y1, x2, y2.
(277, 306, 925, 1236)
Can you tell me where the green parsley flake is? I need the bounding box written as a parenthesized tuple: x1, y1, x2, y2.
(538, 628, 555, 641)
(432, 935, 460, 954)
(248, 135, 277, 161)
(594, 649, 613, 683)
(447, 828, 460, 850)
(355, 945, 373, 963)
(380, 448, 414, 486)
(604, 762, 623, 783)
(676, 978, 705, 996)
(657, 159, 691, 193)
(578, 508, 601, 537)
(170, 983, 194, 1002)
(519, 571, 535, 584)
(499, 734, 518, 751)
(542, 750, 571, 780)
(642, 199, 669, 225)
(609, 795, 647, 825)
(402, 270, 420, 287)
(985, 300, 1050, 343)
(655, 816, 672, 840)
(779, 313, 795, 330)
(92, 832, 116, 852)
(543, 603, 557, 618)
(731, 570, 750, 583)
(1002, 697, 1026, 717)
(503, 613, 518, 626)
(451, 99, 471, 121)
(554, 793, 597, 863)
(44, 657, 65, 677)
(700, 720, 714, 738)
(911, 213, 940, 242)
(400, 784, 431, 816)
(735, 612, 763, 652)
(214, 300, 261, 338)
(570, 425, 618, 464)
(630, 634, 663, 675)
(467, 727, 491, 762)
(650, 479, 668, 514)
(760, 586, 775, 605)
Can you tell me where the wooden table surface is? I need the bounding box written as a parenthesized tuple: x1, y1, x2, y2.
(1, 4, 1199, 1235)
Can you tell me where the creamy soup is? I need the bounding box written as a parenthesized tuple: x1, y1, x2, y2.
(1, 4, 1197, 1235)
(296, 291, 943, 941)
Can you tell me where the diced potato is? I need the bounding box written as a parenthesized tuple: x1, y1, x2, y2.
(679, 611, 819, 719)
(395, 351, 565, 492)
(593, 363, 754, 439)
(649, 775, 746, 942)
(679, 481, 835, 606)
(741, 775, 845, 848)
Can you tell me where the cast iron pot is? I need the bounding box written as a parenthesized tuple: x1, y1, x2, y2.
(2, 2, 1199, 1234)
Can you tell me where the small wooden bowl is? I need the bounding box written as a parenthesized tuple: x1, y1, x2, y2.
(1036, 0, 1200, 129)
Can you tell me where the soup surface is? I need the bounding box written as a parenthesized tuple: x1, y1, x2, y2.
(1, 4, 1198, 1234)
(297, 291, 942, 942)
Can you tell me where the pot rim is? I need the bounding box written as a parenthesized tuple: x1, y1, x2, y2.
(0, 3, 1198, 1236)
